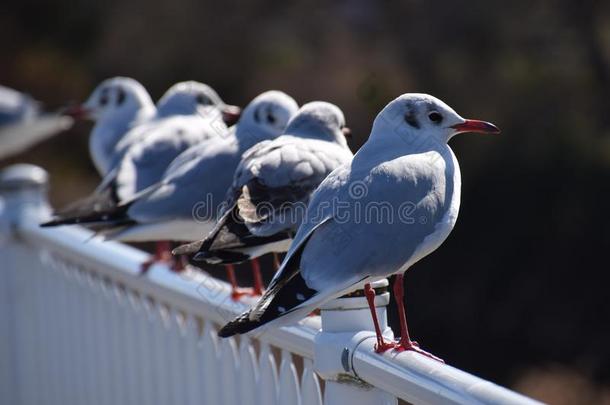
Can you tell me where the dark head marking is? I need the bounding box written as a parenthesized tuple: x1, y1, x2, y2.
(116, 87, 126, 106)
(404, 107, 420, 129)
(254, 105, 262, 124)
(99, 87, 109, 106)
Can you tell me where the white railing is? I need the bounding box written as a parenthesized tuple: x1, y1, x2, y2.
(0, 164, 544, 405)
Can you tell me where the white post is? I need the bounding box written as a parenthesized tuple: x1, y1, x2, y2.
(314, 279, 398, 405)
(0, 164, 51, 405)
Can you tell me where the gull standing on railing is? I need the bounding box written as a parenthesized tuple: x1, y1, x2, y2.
(173, 101, 354, 298)
(218, 94, 500, 361)
(43, 91, 298, 273)
(0, 85, 73, 160)
(42, 81, 240, 271)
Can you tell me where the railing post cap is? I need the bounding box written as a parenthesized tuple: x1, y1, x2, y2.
(0, 163, 49, 192)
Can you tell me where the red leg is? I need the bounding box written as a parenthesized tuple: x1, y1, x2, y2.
(140, 241, 172, 275)
(170, 254, 187, 273)
(250, 257, 264, 296)
(364, 283, 396, 353)
(226, 264, 254, 301)
(393, 274, 443, 362)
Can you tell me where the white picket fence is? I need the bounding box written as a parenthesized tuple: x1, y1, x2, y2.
(0, 164, 544, 405)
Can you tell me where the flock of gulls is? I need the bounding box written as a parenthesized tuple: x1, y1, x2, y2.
(39, 77, 500, 359)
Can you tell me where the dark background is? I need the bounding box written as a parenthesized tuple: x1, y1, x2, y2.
(2, 1, 610, 403)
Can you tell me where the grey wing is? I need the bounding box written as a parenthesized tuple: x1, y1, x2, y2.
(127, 145, 238, 223)
(299, 159, 447, 292)
(0, 86, 73, 160)
(115, 119, 218, 198)
(234, 138, 353, 236)
(163, 125, 234, 177)
(0, 85, 39, 126)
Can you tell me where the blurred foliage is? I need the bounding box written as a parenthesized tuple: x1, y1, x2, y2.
(2, 0, 610, 402)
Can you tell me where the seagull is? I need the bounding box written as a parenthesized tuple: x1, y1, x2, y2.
(42, 81, 240, 270)
(110, 80, 241, 173)
(172, 101, 354, 297)
(217, 93, 500, 360)
(110, 81, 241, 198)
(44, 91, 298, 273)
(63, 77, 156, 176)
(0, 85, 73, 160)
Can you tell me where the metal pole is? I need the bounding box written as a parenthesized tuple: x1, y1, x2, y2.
(0, 164, 51, 405)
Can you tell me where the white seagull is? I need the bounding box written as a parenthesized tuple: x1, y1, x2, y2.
(173, 101, 354, 297)
(0, 85, 73, 160)
(46, 91, 298, 272)
(110, 80, 241, 175)
(63, 77, 156, 176)
(43, 81, 239, 225)
(218, 93, 499, 360)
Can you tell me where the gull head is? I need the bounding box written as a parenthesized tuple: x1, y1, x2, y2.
(284, 101, 350, 148)
(373, 93, 500, 146)
(237, 90, 299, 142)
(64, 77, 154, 123)
(155, 81, 241, 125)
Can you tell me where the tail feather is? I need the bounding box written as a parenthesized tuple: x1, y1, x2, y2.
(40, 201, 131, 227)
(173, 201, 292, 264)
(218, 240, 313, 337)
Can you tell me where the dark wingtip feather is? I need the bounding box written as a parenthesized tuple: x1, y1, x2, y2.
(40, 217, 82, 227)
(193, 249, 249, 264)
(172, 240, 203, 256)
(218, 312, 261, 337)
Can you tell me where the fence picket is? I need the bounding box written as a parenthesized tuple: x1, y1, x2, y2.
(238, 336, 259, 405)
(182, 314, 202, 405)
(301, 358, 323, 405)
(258, 342, 279, 405)
(279, 349, 301, 405)
(219, 337, 239, 405)
(201, 321, 220, 404)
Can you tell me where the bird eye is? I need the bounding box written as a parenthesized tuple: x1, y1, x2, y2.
(266, 113, 276, 124)
(116, 88, 126, 106)
(428, 111, 443, 124)
(196, 94, 211, 105)
(99, 95, 108, 106)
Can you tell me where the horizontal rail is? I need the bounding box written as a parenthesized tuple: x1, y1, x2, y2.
(15, 221, 542, 405)
(352, 338, 537, 404)
(17, 222, 319, 359)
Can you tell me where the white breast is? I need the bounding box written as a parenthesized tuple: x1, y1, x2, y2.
(398, 146, 461, 273)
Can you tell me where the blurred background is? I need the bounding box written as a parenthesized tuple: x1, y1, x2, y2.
(2, 0, 610, 403)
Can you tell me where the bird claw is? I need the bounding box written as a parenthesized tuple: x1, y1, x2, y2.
(230, 287, 261, 301)
(170, 255, 187, 273)
(139, 258, 160, 276)
(140, 254, 183, 276)
(374, 339, 398, 353)
(395, 339, 444, 363)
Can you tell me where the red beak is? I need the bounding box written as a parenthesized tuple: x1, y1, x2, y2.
(222, 105, 242, 126)
(62, 105, 91, 120)
(451, 119, 500, 134)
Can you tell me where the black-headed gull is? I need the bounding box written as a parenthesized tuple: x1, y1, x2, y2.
(111, 80, 240, 171)
(63, 77, 156, 176)
(0, 85, 73, 159)
(45, 91, 298, 272)
(43, 81, 238, 227)
(218, 93, 499, 360)
(173, 101, 353, 296)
